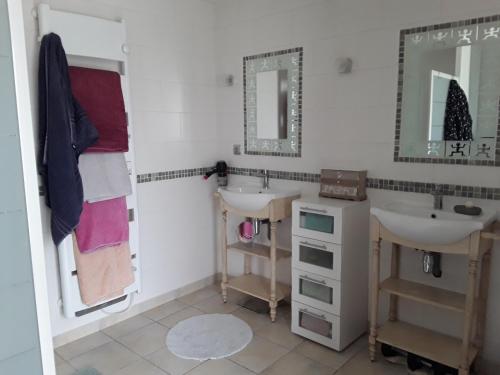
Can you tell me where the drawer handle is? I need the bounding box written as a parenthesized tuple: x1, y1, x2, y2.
(300, 206, 328, 214)
(300, 241, 327, 250)
(299, 308, 326, 320)
(300, 274, 327, 285)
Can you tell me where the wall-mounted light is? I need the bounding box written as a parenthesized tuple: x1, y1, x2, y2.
(335, 57, 353, 74)
(216, 74, 234, 87)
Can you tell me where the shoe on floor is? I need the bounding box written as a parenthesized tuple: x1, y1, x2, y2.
(407, 353, 432, 375)
(381, 343, 407, 366)
(407, 367, 432, 375)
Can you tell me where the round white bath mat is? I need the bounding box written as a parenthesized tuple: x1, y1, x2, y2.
(166, 313, 253, 361)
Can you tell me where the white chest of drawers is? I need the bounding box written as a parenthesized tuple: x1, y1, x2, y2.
(291, 196, 369, 351)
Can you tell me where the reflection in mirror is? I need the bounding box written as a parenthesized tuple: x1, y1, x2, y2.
(256, 70, 288, 139)
(244, 47, 303, 157)
(426, 46, 477, 142)
(394, 16, 500, 166)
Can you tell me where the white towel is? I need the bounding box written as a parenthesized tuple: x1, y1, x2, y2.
(79, 152, 132, 203)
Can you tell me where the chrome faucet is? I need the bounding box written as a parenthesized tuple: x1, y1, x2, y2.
(430, 185, 443, 210)
(260, 169, 270, 189)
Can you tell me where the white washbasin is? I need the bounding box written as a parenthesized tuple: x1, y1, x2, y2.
(218, 185, 300, 212)
(371, 202, 496, 245)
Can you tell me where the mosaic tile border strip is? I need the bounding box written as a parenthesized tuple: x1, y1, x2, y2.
(227, 167, 500, 200)
(228, 166, 320, 183)
(40, 166, 500, 201)
(243, 47, 303, 158)
(394, 14, 500, 167)
(136, 167, 212, 184)
(366, 178, 500, 200)
(39, 167, 212, 195)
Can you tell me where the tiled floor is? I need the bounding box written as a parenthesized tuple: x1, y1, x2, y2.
(55, 285, 407, 375)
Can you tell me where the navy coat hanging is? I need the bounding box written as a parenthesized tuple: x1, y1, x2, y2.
(443, 79, 473, 141)
(38, 33, 99, 245)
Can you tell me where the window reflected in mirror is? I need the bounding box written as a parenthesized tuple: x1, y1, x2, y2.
(394, 16, 500, 166)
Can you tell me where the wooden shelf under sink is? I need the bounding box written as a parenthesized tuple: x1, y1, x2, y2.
(216, 192, 298, 322)
(226, 274, 289, 303)
(227, 241, 291, 260)
(380, 277, 466, 313)
(369, 216, 496, 374)
(377, 320, 478, 370)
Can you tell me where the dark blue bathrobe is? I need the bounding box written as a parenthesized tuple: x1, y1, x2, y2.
(38, 33, 99, 245)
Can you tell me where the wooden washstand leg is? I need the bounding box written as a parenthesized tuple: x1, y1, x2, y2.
(389, 244, 400, 322)
(221, 210, 228, 303)
(459, 257, 479, 375)
(369, 238, 381, 361)
(473, 249, 492, 373)
(269, 221, 277, 322)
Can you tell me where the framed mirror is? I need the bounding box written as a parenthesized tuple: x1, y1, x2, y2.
(244, 47, 303, 157)
(394, 15, 500, 166)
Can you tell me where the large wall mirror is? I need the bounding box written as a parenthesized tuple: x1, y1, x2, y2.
(244, 47, 303, 157)
(394, 16, 500, 166)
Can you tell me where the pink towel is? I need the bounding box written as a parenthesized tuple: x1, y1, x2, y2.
(75, 197, 129, 253)
(73, 234, 134, 306)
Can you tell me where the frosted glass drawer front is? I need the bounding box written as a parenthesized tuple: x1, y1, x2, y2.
(292, 301, 340, 350)
(292, 203, 342, 244)
(292, 269, 341, 315)
(292, 236, 341, 280)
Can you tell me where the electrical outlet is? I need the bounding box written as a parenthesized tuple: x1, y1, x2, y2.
(233, 144, 241, 155)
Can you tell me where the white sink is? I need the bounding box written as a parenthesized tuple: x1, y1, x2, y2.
(371, 202, 496, 245)
(218, 185, 300, 212)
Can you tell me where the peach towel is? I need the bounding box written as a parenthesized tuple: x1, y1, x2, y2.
(72, 234, 134, 306)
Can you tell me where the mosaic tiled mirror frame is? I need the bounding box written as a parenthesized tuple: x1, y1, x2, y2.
(243, 47, 303, 157)
(394, 15, 500, 166)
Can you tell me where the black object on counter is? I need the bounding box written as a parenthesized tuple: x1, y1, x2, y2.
(204, 161, 228, 186)
(454, 205, 482, 216)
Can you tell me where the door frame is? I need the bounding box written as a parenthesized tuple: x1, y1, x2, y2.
(7, 0, 55, 373)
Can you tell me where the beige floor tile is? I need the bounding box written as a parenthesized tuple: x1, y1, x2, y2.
(69, 341, 141, 374)
(294, 335, 366, 370)
(334, 349, 407, 375)
(116, 322, 169, 357)
(103, 315, 153, 339)
(225, 289, 250, 305)
(187, 359, 255, 375)
(261, 352, 333, 375)
(142, 300, 188, 321)
(194, 294, 240, 314)
(274, 303, 292, 327)
(256, 321, 304, 350)
(231, 308, 273, 331)
(158, 307, 204, 328)
(178, 285, 219, 305)
(56, 362, 74, 375)
(56, 331, 113, 360)
(147, 347, 203, 375)
(112, 358, 168, 375)
(229, 336, 289, 373)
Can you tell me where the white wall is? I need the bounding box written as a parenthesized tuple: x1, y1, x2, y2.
(21, 0, 219, 338)
(213, 0, 500, 367)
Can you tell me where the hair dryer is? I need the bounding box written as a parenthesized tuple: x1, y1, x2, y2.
(204, 161, 228, 186)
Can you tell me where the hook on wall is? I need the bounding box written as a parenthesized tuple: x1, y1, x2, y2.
(335, 57, 353, 74)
